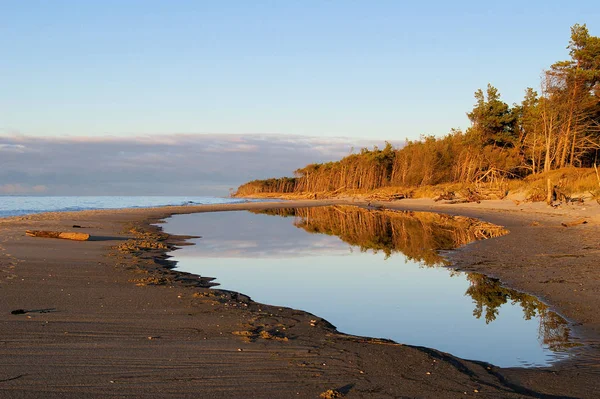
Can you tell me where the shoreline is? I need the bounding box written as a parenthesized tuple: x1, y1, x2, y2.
(381, 199, 600, 345)
(1, 199, 599, 398)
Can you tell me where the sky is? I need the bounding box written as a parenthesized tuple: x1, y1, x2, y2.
(0, 134, 386, 195)
(1, 1, 599, 195)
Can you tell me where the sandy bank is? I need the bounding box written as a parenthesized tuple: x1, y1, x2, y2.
(0, 198, 598, 398)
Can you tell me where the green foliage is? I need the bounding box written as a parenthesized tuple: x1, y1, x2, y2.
(540, 23, 600, 170)
(467, 84, 518, 147)
(465, 273, 574, 350)
(235, 24, 600, 197)
(568, 24, 600, 82)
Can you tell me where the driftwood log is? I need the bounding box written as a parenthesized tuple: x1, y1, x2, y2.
(25, 230, 90, 241)
(366, 193, 408, 202)
(560, 219, 588, 228)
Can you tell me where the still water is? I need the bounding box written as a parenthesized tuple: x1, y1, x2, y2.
(164, 206, 575, 367)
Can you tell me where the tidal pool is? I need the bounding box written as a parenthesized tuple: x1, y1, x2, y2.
(163, 206, 576, 367)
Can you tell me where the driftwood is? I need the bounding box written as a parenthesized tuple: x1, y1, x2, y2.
(330, 186, 347, 195)
(444, 199, 469, 204)
(389, 193, 407, 200)
(25, 230, 90, 241)
(441, 188, 484, 204)
(463, 188, 483, 203)
(560, 219, 588, 228)
(366, 193, 409, 202)
(434, 191, 455, 202)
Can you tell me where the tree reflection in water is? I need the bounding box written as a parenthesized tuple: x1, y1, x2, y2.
(466, 273, 576, 351)
(254, 206, 576, 352)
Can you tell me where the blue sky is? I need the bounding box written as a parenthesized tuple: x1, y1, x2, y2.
(1, 1, 598, 141)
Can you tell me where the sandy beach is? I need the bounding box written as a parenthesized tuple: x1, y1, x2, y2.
(1, 199, 599, 398)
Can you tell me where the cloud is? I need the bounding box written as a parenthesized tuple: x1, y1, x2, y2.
(168, 211, 351, 259)
(0, 144, 26, 152)
(0, 184, 47, 194)
(0, 134, 398, 196)
(213, 143, 259, 153)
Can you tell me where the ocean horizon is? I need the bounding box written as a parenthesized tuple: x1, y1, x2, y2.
(0, 195, 255, 218)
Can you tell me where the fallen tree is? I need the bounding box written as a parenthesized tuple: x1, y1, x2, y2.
(25, 230, 90, 241)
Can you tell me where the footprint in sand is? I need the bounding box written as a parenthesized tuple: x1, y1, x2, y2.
(0, 247, 19, 280)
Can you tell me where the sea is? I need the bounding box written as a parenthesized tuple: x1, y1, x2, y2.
(0, 196, 255, 218)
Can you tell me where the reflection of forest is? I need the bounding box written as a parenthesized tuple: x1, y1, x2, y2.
(254, 206, 574, 352)
(255, 206, 508, 266)
(466, 274, 575, 351)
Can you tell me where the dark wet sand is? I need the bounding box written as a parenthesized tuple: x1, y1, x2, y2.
(0, 199, 599, 398)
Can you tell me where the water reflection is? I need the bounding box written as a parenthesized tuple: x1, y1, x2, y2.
(255, 207, 507, 264)
(165, 206, 576, 367)
(255, 207, 575, 354)
(466, 273, 575, 352)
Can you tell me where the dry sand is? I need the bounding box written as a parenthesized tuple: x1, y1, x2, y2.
(0, 198, 599, 398)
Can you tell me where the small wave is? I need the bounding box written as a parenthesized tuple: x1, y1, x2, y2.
(0, 196, 265, 218)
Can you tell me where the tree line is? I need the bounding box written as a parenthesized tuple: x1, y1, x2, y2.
(236, 24, 600, 197)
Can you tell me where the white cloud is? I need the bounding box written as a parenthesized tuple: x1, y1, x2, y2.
(0, 133, 393, 195)
(0, 184, 47, 194)
(0, 144, 26, 152)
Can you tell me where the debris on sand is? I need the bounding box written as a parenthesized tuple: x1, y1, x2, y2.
(561, 218, 588, 227)
(25, 230, 90, 241)
(319, 389, 344, 398)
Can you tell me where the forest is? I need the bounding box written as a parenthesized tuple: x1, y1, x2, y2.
(236, 24, 600, 199)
